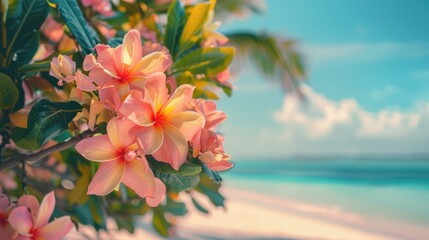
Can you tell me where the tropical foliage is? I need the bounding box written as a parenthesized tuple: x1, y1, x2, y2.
(0, 0, 304, 238)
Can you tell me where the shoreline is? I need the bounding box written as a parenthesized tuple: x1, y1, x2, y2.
(66, 186, 429, 239)
(176, 186, 429, 240)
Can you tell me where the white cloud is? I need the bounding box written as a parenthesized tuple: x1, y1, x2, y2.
(222, 85, 429, 158)
(301, 42, 429, 64)
(275, 85, 422, 139)
(235, 85, 429, 157)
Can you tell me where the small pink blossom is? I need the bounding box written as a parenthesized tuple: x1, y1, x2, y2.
(198, 130, 232, 171)
(75, 118, 166, 206)
(8, 191, 73, 240)
(216, 69, 232, 88)
(49, 54, 76, 86)
(188, 100, 232, 171)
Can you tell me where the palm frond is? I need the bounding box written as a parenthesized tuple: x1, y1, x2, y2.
(225, 32, 306, 93)
(214, 0, 265, 22)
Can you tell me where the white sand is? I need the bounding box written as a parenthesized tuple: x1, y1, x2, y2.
(66, 186, 429, 239)
(175, 187, 400, 240)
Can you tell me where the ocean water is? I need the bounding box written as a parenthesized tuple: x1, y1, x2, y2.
(223, 158, 429, 236)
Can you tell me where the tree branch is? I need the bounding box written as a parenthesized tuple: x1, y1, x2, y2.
(0, 129, 95, 170)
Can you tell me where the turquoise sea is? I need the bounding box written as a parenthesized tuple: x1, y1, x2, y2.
(223, 158, 429, 238)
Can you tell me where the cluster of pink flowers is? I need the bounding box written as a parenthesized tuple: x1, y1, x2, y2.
(0, 189, 73, 240)
(49, 29, 233, 206)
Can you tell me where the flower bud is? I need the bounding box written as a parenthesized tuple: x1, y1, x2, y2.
(49, 54, 76, 86)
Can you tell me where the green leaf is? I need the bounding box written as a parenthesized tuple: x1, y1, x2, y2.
(195, 174, 225, 207)
(202, 163, 222, 184)
(164, 0, 186, 58)
(0, 72, 18, 109)
(147, 155, 202, 176)
(73, 196, 106, 231)
(166, 198, 188, 216)
(172, 47, 235, 76)
(219, 82, 232, 97)
(13, 34, 40, 68)
(205, 77, 232, 97)
(190, 195, 209, 214)
(115, 216, 135, 233)
(226, 32, 306, 92)
(152, 207, 171, 237)
(177, 2, 210, 56)
(17, 61, 50, 76)
(49, 0, 99, 54)
(107, 38, 123, 48)
(4, 0, 22, 29)
(2, 0, 49, 67)
(12, 99, 82, 150)
(154, 171, 200, 192)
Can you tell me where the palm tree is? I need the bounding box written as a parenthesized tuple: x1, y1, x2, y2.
(216, 0, 306, 94)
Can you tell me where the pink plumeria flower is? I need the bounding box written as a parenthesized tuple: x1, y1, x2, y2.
(49, 54, 76, 86)
(188, 99, 227, 156)
(75, 117, 166, 206)
(0, 189, 17, 240)
(82, 29, 172, 108)
(8, 191, 73, 240)
(198, 130, 232, 171)
(120, 73, 205, 170)
(188, 100, 232, 171)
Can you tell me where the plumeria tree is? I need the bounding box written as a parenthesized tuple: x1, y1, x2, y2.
(0, 0, 304, 238)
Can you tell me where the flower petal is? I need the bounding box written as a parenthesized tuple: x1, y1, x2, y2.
(83, 54, 97, 71)
(0, 193, 9, 209)
(166, 111, 204, 140)
(146, 178, 166, 207)
(207, 160, 233, 171)
(17, 195, 39, 217)
(122, 158, 155, 198)
(75, 70, 98, 92)
(163, 84, 195, 115)
(198, 151, 216, 164)
(122, 29, 142, 66)
(8, 206, 33, 236)
(75, 135, 120, 162)
(107, 118, 136, 151)
(0, 221, 17, 240)
(120, 90, 154, 126)
(34, 191, 55, 229)
(88, 67, 112, 86)
(131, 52, 169, 76)
(144, 72, 168, 110)
(99, 84, 122, 111)
(135, 124, 163, 154)
(87, 160, 125, 196)
(152, 123, 188, 170)
(38, 216, 73, 240)
(88, 98, 104, 131)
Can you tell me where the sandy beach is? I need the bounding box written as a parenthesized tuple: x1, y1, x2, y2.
(175, 187, 399, 240)
(65, 185, 429, 240)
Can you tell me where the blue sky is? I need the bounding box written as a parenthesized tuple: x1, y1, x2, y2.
(216, 0, 429, 159)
